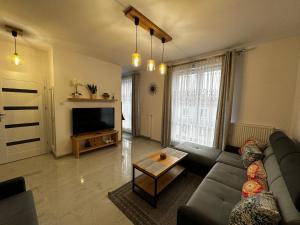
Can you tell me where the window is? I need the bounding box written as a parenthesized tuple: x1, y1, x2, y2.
(122, 76, 132, 133)
(171, 57, 222, 147)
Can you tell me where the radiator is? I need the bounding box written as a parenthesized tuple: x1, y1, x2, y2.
(140, 114, 152, 138)
(228, 123, 275, 147)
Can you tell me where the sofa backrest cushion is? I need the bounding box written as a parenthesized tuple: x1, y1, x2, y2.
(269, 131, 298, 163)
(280, 153, 300, 211)
(266, 131, 300, 225)
(269, 130, 288, 144)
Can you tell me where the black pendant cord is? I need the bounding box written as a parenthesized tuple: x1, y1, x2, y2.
(135, 25, 138, 52)
(161, 42, 164, 63)
(14, 37, 17, 54)
(150, 28, 154, 59)
(151, 35, 153, 59)
(161, 37, 166, 63)
(12, 30, 18, 54)
(134, 17, 139, 53)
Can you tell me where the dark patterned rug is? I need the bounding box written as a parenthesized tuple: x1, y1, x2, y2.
(108, 172, 203, 225)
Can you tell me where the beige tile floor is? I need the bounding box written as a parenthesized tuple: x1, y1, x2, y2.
(0, 136, 161, 225)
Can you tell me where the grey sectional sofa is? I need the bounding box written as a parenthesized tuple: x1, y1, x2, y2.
(0, 177, 38, 225)
(175, 131, 300, 225)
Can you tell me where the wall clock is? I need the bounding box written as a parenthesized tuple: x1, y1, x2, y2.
(148, 83, 158, 95)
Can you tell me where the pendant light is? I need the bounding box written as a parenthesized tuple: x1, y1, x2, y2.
(147, 28, 155, 71)
(132, 17, 141, 67)
(11, 30, 21, 65)
(159, 37, 167, 75)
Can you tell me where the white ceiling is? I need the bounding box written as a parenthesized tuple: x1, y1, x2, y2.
(1, 0, 300, 71)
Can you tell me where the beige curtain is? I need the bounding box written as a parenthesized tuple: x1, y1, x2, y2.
(213, 51, 236, 150)
(131, 72, 140, 137)
(161, 67, 173, 147)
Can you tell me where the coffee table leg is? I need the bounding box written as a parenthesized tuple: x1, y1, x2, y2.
(153, 178, 157, 208)
(132, 166, 135, 191)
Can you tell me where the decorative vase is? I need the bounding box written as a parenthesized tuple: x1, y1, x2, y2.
(90, 93, 97, 99)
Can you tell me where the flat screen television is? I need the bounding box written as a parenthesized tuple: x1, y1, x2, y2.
(72, 108, 115, 135)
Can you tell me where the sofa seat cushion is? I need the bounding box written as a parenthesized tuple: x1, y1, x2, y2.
(0, 191, 38, 225)
(174, 142, 221, 168)
(206, 162, 247, 191)
(184, 178, 241, 225)
(216, 151, 244, 169)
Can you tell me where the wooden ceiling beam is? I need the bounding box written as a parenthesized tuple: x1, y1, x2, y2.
(4, 25, 23, 36)
(124, 6, 172, 42)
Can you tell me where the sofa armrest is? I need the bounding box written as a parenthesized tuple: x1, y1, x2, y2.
(0, 177, 26, 200)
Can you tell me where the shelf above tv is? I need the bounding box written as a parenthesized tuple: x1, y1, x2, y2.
(67, 97, 118, 102)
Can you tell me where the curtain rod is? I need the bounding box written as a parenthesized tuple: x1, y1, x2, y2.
(169, 47, 253, 68)
(169, 52, 225, 68)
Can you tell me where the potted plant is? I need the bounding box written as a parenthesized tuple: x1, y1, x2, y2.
(87, 84, 98, 99)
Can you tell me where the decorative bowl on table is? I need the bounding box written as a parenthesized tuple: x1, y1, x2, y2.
(160, 152, 167, 160)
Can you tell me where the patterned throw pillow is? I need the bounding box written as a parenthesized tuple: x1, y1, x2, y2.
(242, 179, 268, 198)
(241, 145, 264, 168)
(229, 192, 281, 225)
(247, 160, 267, 180)
(239, 138, 266, 155)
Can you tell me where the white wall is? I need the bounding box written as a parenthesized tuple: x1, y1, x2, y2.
(136, 37, 300, 143)
(51, 48, 121, 157)
(232, 37, 300, 135)
(138, 69, 164, 142)
(291, 57, 300, 140)
(0, 37, 49, 77)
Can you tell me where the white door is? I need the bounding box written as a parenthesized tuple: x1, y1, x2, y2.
(0, 78, 48, 164)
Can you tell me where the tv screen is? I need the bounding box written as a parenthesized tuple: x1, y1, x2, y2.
(72, 108, 115, 135)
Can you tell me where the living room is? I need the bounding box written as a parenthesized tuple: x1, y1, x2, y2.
(0, 1, 300, 225)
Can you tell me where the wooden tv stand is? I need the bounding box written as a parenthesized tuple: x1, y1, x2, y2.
(71, 130, 118, 158)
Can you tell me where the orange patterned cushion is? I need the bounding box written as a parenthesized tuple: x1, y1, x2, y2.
(247, 161, 267, 180)
(242, 179, 268, 198)
(239, 138, 265, 155)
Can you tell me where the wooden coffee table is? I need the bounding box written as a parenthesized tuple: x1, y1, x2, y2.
(132, 148, 188, 207)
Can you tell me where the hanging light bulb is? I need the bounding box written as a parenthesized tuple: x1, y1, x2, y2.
(132, 17, 141, 67)
(11, 30, 21, 66)
(159, 37, 167, 75)
(147, 59, 155, 71)
(132, 52, 140, 67)
(159, 63, 167, 75)
(12, 53, 20, 66)
(147, 29, 156, 71)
